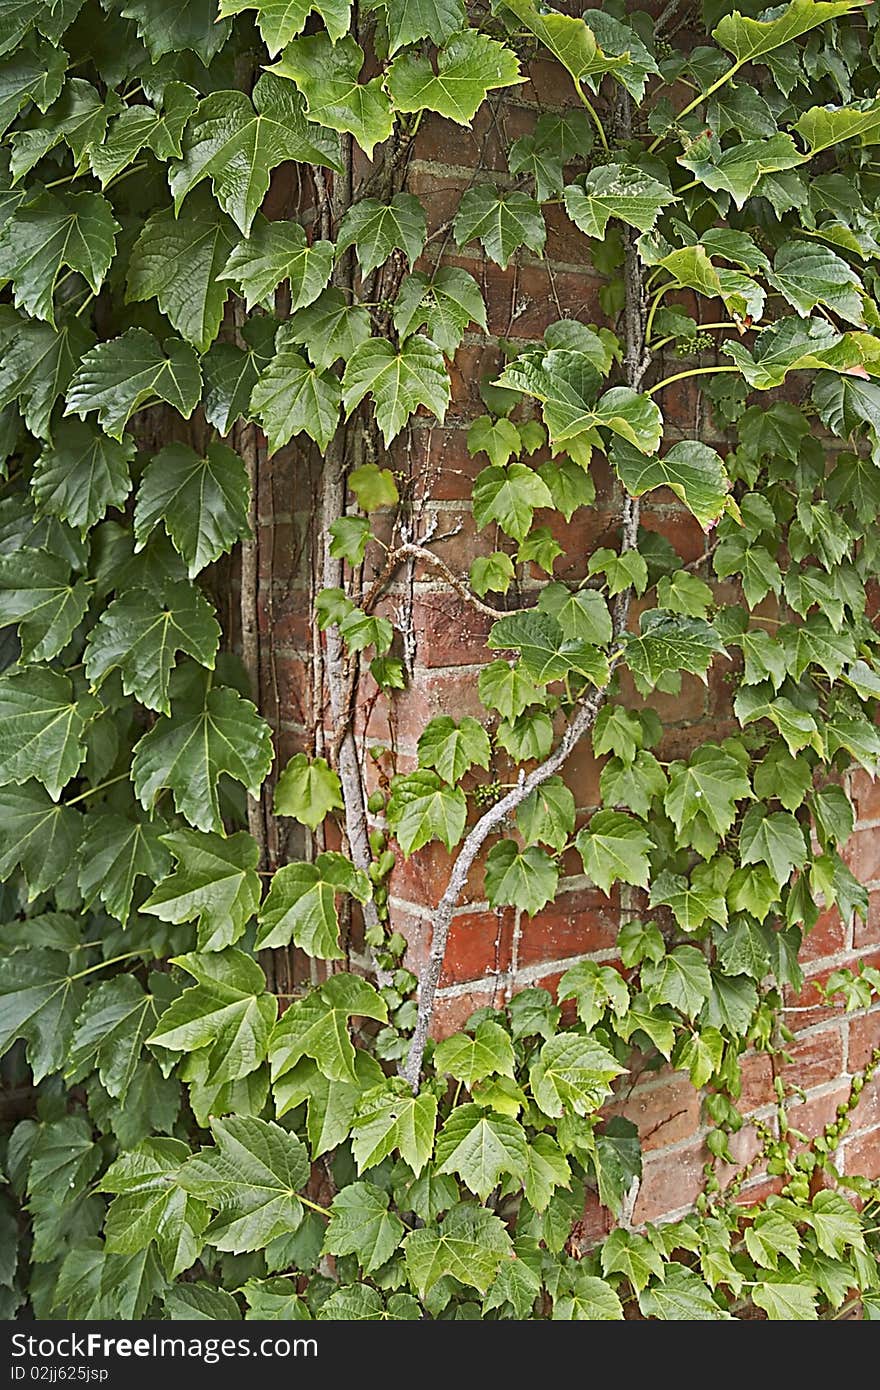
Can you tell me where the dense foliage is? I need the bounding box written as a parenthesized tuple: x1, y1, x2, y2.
(1, 0, 880, 1321)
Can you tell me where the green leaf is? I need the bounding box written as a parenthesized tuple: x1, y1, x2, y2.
(472, 463, 553, 543)
(521, 1135, 571, 1213)
(600, 749, 666, 819)
(739, 804, 808, 884)
(530, 1034, 625, 1119)
(336, 192, 426, 276)
(484, 840, 559, 916)
(342, 335, 450, 445)
(386, 769, 466, 856)
(362, 0, 463, 54)
(329, 512, 370, 563)
(126, 194, 237, 353)
(0, 782, 81, 897)
(119, 0, 231, 63)
(268, 33, 392, 158)
(503, 0, 625, 83)
(752, 1276, 818, 1320)
(132, 681, 273, 835)
(66, 329, 201, 440)
(808, 1189, 864, 1258)
(417, 715, 491, 785)
(134, 442, 249, 579)
(323, 1181, 404, 1275)
(0, 665, 97, 798)
(31, 419, 133, 534)
(701, 970, 758, 1035)
(433, 1020, 515, 1086)
(467, 415, 521, 468)
(665, 744, 752, 838)
(273, 1051, 383, 1155)
(218, 0, 351, 55)
(744, 1210, 802, 1270)
(0, 312, 91, 440)
(180, 1116, 309, 1254)
(624, 611, 724, 697)
(638, 1263, 729, 1319)
(67, 973, 163, 1100)
(403, 1203, 512, 1297)
(274, 753, 343, 830)
(78, 814, 170, 925)
(0, 947, 83, 1081)
(516, 776, 576, 852)
(350, 1081, 436, 1175)
(564, 166, 675, 239)
(89, 83, 199, 186)
(677, 132, 803, 209)
(0, 547, 89, 661)
(141, 829, 261, 953)
(435, 1105, 528, 1199)
(478, 658, 544, 720)
(576, 810, 652, 896)
(84, 582, 219, 714)
(714, 0, 864, 65)
(148, 948, 275, 1084)
(220, 216, 333, 313)
(251, 324, 342, 453)
(270, 973, 387, 1085)
(0, 189, 117, 326)
(201, 317, 276, 436)
(282, 286, 372, 371)
(537, 584, 611, 645)
(386, 29, 522, 125)
(611, 439, 731, 531)
(601, 1229, 665, 1293)
(256, 852, 370, 958)
(558, 961, 629, 1030)
(170, 73, 340, 235)
(650, 868, 728, 932)
(795, 96, 880, 154)
(349, 463, 399, 512)
(498, 351, 662, 452)
(453, 186, 545, 269)
(488, 609, 608, 686)
(771, 241, 864, 325)
(394, 267, 486, 356)
(101, 1138, 208, 1280)
(554, 1268, 625, 1320)
(642, 946, 712, 1019)
(723, 316, 874, 390)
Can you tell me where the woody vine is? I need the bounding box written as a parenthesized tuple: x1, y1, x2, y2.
(1, 0, 880, 1320)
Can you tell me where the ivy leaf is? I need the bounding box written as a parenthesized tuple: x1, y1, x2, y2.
(201, 317, 276, 436)
(516, 777, 576, 852)
(31, 419, 133, 534)
(417, 715, 491, 784)
(126, 194, 237, 353)
(794, 96, 880, 154)
(336, 192, 426, 276)
(218, 0, 352, 55)
(701, 970, 759, 1035)
(118, 0, 231, 64)
(89, 83, 199, 186)
(600, 749, 667, 819)
(435, 1105, 528, 1200)
(0, 40, 66, 137)
(722, 317, 871, 390)
(713, 0, 864, 66)
(0, 547, 89, 661)
(0, 946, 83, 1081)
(809, 1190, 864, 1258)
(739, 804, 808, 884)
(67, 973, 163, 1100)
(323, 1181, 404, 1275)
(101, 1138, 209, 1279)
(538, 584, 611, 645)
(677, 132, 803, 209)
(564, 166, 675, 239)
(393, 267, 486, 355)
(0, 312, 91, 440)
(650, 868, 728, 932)
(361, 0, 463, 54)
(283, 287, 372, 370)
(472, 463, 553, 543)
(0, 782, 82, 897)
(66, 329, 201, 441)
(132, 677, 273, 834)
(771, 241, 864, 325)
(342, 335, 450, 445)
(433, 1020, 516, 1085)
(270, 973, 387, 1085)
(386, 29, 522, 125)
(349, 463, 399, 511)
(575, 810, 652, 896)
(169, 73, 341, 234)
(350, 1082, 436, 1175)
(403, 1203, 512, 1297)
(219, 216, 334, 312)
(521, 1135, 571, 1213)
(752, 1277, 818, 1321)
(386, 769, 467, 855)
(624, 612, 725, 697)
(255, 853, 370, 958)
(610, 439, 731, 531)
(642, 946, 712, 1019)
(78, 814, 170, 925)
(484, 841, 559, 916)
(601, 1229, 665, 1293)
(179, 1116, 309, 1254)
(489, 610, 607, 687)
(141, 829, 261, 953)
(274, 752, 343, 830)
(268, 33, 393, 158)
(503, 0, 625, 84)
(453, 186, 546, 269)
(84, 582, 220, 714)
(147, 948, 275, 1085)
(498, 351, 661, 451)
(478, 658, 544, 720)
(251, 324, 343, 453)
(273, 1051, 383, 1157)
(554, 1268, 625, 1320)
(529, 1034, 626, 1118)
(664, 745, 752, 838)
(0, 189, 118, 326)
(0, 665, 97, 798)
(638, 1263, 729, 1319)
(134, 442, 249, 579)
(558, 961, 629, 1030)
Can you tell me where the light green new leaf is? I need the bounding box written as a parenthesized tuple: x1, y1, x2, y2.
(504, 0, 624, 83)
(435, 1105, 528, 1199)
(85, 582, 220, 714)
(553, 1269, 625, 1320)
(0, 548, 89, 661)
(101, 1138, 209, 1280)
(795, 96, 880, 154)
(771, 241, 864, 325)
(341, 335, 450, 444)
(564, 166, 675, 239)
(141, 829, 261, 953)
(433, 1020, 516, 1085)
(132, 681, 273, 834)
(349, 463, 399, 511)
(169, 73, 341, 234)
(529, 1034, 625, 1118)
(251, 325, 343, 452)
(0, 782, 82, 897)
(664, 744, 752, 838)
(268, 33, 393, 158)
(601, 1229, 665, 1293)
(472, 463, 553, 543)
(78, 814, 171, 925)
(714, 0, 865, 65)
(336, 192, 426, 276)
(179, 1116, 309, 1253)
(218, 0, 351, 55)
(576, 810, 652, 896)
(0, 190, 118, 325)
(393, 267, 486, 355)
(274, 752, 343, 829)
(478, 658, 544, 720)
(386, 29, 523, 125)
(638, 1263, 730, 1319)
(148, 949, 275, 1084)
(809, 1190, 864, 1258)
(723, 317, 878, 391)
(417, 715, 491, 784)
(256, 853, 370, 958)
(453, 186, 546, 268)
(31, 419, 134, 533)
(350, 1082, 436, 1175)
(0, 665, 97, 798)
(269, 973, 387, 1085)
(752, 1277, 818, 1320)
(323, 1181, 404, 1275)
(134, 442, 249, 578)
(386, 769, 467, 855)
(126, 195, 238, 353)
(65, 328, 201, 440)
(403, 1203, 512, 1297)
(219, 216, 334, 311)
(558, 961, 629, 1031)
(611, 439, 731, 531)
(624, 612, 725, 697)
(484, 841, 559, 916)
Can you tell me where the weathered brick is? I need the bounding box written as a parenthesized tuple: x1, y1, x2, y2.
(605, 1070, 701, 1154)
(779, 1026, 845, 1093)
(843, 1125, 880, 1179)
(515, 887, 618, 967)
(845, 827, 880, 885)
(632, 1140, 706, 1224)
(854, 891, 880, 950)
(848, 1010, 880, 1071)
(802, 907, 848, 965)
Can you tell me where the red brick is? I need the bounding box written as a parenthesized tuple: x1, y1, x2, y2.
(843, 1125, 880, 1179)
(605, 1070, 701, 1154)
(802, 907, 847, 965)
(739, 1051, 776, 1113)
(852, 1075, 880, 1133)
(848, 1011, 880, 1071)
(783, 968, 846, 1031)
(850, 769, 880, 822)
(515, 887, 618, 967)
(779, 1025, 845, 1093)
(632, 1140, 706, 1224)
(845, 827, 880, 885)
(787, 1083, 850, 1154)
(433, 986, 500, 1038)
(855, 891, 880, 950)
(411, 594, 495, 668)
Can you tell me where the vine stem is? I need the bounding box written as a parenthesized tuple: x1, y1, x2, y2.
(70, 951, 145, 981)
(575, 83, 610, 152)
(646, 62, 745, 154)
(647, 364, 740, 396)
(64, 771, 130, 805)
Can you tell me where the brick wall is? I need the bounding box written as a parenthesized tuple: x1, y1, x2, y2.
(253, 73, 880, 1224)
